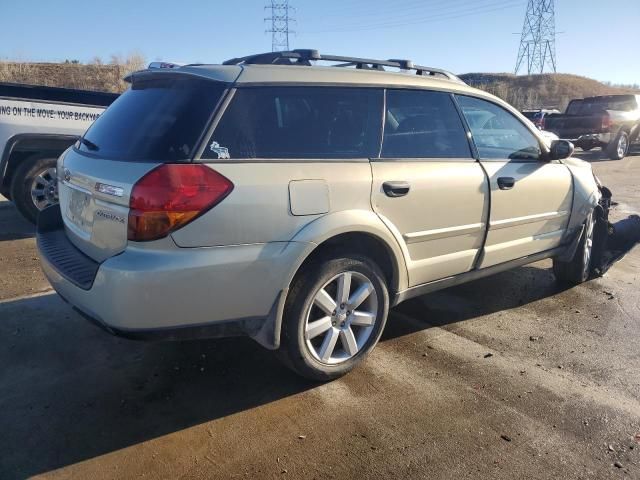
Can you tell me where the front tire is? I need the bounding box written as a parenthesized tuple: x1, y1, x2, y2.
(553, 211, 595, 285)
(9, 156, 59, 223)
(279, 254, 389, 381)
(606, 131, 629, 160)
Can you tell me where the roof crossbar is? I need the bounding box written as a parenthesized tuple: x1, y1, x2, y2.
(223, 49, 463, 83)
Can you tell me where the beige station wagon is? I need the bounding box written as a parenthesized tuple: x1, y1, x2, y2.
(37, 50, 608, 380)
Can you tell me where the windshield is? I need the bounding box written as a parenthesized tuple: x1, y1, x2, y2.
(77, 76, 225, 161)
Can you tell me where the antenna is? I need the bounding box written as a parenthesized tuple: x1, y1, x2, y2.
(265, 1, 295, 52)
(515, 0, 557, 75)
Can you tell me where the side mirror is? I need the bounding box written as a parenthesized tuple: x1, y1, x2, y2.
(550, 139, 574, 160)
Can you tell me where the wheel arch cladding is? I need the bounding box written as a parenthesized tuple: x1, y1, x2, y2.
(294, 231, 398, 293)
(253, 230, 402, 351)
(287, 209, 409, 294)
(262, 212, 409, 350)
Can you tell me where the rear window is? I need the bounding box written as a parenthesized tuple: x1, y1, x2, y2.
(204, 87, 382, 159)
(567, 96, 637, 115)
(77, 76, 224, 161)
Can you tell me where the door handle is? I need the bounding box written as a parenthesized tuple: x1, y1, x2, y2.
(497, 177, 515, 190)
(383, 181, 410, 197)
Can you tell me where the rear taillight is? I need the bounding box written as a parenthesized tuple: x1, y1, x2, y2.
(601, 113, 612, 131)
(128, 164, 233, 242)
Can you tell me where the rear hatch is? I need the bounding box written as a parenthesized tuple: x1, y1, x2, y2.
(58, 73, 226, 262)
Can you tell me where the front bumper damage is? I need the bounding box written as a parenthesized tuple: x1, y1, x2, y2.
(591, 184, 640, 276)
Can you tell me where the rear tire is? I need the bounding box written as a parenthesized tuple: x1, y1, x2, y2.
(606, 131, 629, 160)
(9, 156, 58, 224)
(553, 211, 595, 285)
(278, 254, 389, 381)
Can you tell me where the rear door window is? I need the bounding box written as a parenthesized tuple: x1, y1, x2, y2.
(456, 95, 542, 161)
(77, 75, 225, 161)
(204, 87, 382, 159)
(381, 89, 471, 158)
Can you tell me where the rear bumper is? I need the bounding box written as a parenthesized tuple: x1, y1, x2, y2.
(37, 206, 309, 341)
(563, 133, 612, 147)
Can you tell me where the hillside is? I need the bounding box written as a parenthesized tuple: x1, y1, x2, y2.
(0, 56, 145, 93)
(460, 72, 640, 111)
(2, 60, 638, 111)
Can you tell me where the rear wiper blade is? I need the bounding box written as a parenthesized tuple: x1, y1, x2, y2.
(78, 136, 99, 151)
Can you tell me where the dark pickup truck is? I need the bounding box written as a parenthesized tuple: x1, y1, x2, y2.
(544, 94, 640, 160)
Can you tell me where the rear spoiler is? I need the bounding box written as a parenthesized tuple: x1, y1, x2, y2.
(123, 61, 187, 83)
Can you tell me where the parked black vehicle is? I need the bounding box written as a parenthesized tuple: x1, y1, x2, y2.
(544, 95, 640, 160)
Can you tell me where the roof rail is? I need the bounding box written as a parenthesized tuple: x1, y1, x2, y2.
(223, 49, 464, 83)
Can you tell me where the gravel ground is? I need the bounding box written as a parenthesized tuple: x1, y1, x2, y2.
(0, 150, 639, 479)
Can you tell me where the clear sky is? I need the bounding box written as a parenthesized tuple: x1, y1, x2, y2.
(1, 0, 638, 84)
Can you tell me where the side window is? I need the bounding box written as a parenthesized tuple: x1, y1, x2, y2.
(456, 95, 542, 161)
(203, 87, 382, 159)
(381, 90, 471, 159)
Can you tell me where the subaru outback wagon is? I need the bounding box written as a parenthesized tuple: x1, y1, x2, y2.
(37, 50, 608, 380)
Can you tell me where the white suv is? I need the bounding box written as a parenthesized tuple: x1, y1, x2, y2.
(37, 50, 607, 380)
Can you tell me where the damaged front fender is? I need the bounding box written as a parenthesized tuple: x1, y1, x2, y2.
(562, 156, 602, 236)
(557, 157, 612, 267)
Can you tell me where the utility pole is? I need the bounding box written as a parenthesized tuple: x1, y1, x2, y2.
(265, 1, 295, 52)
(514, 0, 557, 75)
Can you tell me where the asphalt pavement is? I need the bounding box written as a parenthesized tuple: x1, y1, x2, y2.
(0, 150, 639, 479)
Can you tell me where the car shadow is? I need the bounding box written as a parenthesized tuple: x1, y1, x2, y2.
(384, 215, 640, 342)
(0, 293, 316, 478)
(0, 261, 568, 478)
(383, 262, 565, 340)
(0, 205, 35, 241)
(2, 228, 639, 477)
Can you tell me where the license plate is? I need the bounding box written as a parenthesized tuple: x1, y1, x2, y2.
(66, 188, 91, 230)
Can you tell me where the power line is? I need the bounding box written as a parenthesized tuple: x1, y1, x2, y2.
(265, 1, 295, 52)
(514, 0, 557, 74)
(317, 0, 498, 21)
(318, 0, 474, 19)
(306, 0, 524, 34)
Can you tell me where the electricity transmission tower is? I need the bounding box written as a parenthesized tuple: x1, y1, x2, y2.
(514, 0, 557, 75)
(265, 1, 295, 52)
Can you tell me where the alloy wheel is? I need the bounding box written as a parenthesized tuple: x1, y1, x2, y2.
(617, 135, 628, 158)
(304, 271, 378, 365)
(30, 167, 58, 210)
